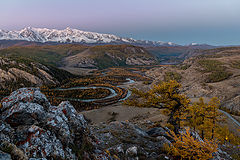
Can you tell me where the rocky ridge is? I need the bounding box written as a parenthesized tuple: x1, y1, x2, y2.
(0, 57, 74, 90)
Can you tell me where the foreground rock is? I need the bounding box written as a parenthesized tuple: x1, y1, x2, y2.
(0, 88, 95, 159)
(90, 121, 172, 159)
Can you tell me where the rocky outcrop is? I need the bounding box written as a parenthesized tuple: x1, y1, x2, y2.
(90, 121, 172, 159)
(126, 57, 156, 65)
(0, 57, 58, 90)
(0, 88, 91, 159)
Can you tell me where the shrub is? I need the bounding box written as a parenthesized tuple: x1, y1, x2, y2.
(231, 60, 240, 69)
(179, 64, 191, 70)
(205, 71, 232, 83)
(198, 59, 224, 73)
(164, 72, 182, 82)
(198, 59, 232, 83)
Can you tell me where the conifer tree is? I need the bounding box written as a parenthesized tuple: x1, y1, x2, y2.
(167, 128, 218, 160)
(125, 80, 190, 133)
(205, 97, 222, 139)
(184, 97, 223, 139)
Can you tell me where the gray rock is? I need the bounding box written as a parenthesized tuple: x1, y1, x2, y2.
(1, 102, 46, 127)
(0, 150, 11, 160)
(156, 136, 172, 149)
(126, 146, 138, 156)
(147, 127, 169, 137)
(0, 88, 90, 160)
(0, 88, 50, 113)
(16, 125, 66, 159)
(0, 141, 28, 160)
(90, 121, 173, 159)
(0, 121, 14, 143)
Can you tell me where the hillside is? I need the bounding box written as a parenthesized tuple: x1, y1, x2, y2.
(63, 45, 158, 70)
(0, 44, 158, 72)
(146, 45, 218, 65)
(0, 40, 45, 49)
(146, 46, 240, 115)
(0, 56, 74, 91)
(0, 44, 89, 66)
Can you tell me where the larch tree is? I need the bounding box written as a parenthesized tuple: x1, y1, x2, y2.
(184, 97, 223, 139)
(167, 128, 218, 160)
(204, 97, 222, 139)
(125, 80, 190, 134)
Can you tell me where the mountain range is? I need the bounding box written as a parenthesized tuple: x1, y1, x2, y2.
(0, 27, 178, 46)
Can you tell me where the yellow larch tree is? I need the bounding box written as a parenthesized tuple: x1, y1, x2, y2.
(167, 128, 218, 160)
(125, 80, 190, 133)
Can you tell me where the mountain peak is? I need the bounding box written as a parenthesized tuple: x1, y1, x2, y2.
(0, 27, 177, 46)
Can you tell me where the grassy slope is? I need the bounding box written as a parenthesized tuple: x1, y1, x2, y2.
(0, 44, 89, 67)
(0, 44, 157, 69)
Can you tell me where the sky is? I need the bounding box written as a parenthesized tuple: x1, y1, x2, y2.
(0, 0, 240, 45)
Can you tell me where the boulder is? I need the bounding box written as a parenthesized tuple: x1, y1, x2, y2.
(0, 120, 14, 143)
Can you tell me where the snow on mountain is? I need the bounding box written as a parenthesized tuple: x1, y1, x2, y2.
(189, 43, 199, 46)
(0, 27, 177, 46)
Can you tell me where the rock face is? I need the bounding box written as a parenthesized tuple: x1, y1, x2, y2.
(0, 88, 89, 159)
(0, 57, 58, 90)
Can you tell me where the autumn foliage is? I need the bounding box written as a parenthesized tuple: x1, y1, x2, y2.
(125, 80, 190, 133)
(168, 128, 218, 160)
(183, 97, 223, 139)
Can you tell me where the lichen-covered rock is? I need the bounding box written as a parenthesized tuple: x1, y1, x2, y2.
(0, 88, 50, 113)
(0, 121, 14, 143)
(0, 88, 90, 160)
(0, 150, 11, 160)
(0, 141, 28, 160)
(1, 102, 46, 127)
(15, 125, 67, 159)
(45, 101, 87, 146)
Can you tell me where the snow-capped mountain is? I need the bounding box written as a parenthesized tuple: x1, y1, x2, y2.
(0, 27, 177, 46)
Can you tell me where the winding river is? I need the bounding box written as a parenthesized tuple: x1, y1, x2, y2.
(219, 110, 240, 127)
(51, 78, 135, 102)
